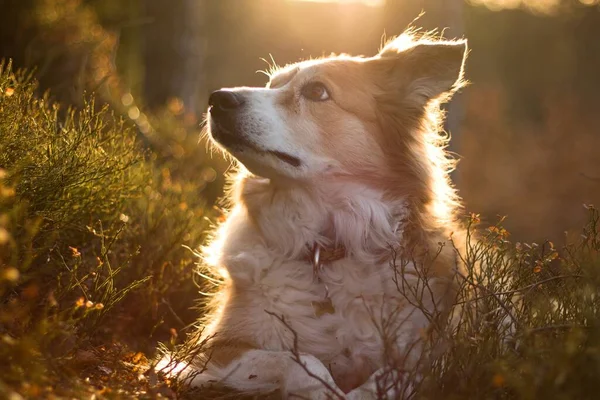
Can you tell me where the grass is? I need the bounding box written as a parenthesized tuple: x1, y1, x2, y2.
(2, 59, 600, 399)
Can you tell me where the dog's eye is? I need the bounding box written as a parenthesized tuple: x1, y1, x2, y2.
(300, 82, 330, 102)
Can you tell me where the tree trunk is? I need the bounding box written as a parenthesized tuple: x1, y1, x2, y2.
(142, 0, 206, 114)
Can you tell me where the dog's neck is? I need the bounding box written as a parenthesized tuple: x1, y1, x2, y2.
(234, 173, 410, 263)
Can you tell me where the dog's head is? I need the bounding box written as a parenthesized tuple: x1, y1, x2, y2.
(207, 32, 467, 186)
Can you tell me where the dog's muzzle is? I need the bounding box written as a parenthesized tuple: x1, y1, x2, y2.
(207, 89, 302, 168)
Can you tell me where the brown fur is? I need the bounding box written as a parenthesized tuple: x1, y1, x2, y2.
(265, 31, 468, 273)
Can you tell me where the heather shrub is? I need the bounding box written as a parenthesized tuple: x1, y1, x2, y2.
(419, 207, 600, 399)
(0, 61, 217, 398)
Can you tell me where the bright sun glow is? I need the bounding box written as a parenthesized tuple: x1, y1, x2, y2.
(290, 0, 386, 7)
(469, 0, 572, 13)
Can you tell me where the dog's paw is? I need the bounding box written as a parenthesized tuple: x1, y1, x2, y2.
(345, 368, 416, 400)
(283, 354, 346, 399)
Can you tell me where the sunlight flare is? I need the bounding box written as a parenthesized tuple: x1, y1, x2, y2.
(289, 0, 386, 7)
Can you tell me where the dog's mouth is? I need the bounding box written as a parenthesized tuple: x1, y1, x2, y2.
(268, 150, 301, 167)
(211, 124, 301, 167)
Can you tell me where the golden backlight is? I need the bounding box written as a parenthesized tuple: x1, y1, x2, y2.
(470, 0, 599, 13)
(289, 0, 386, 7)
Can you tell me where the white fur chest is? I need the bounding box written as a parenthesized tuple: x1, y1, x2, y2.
(204, 192, 425, 391)
(220, 237, 408, 389)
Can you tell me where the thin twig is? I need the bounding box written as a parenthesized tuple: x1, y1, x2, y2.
(265, 310, 345, 400)
(454, 274, 584, 305)
(455, 270, 521, 330)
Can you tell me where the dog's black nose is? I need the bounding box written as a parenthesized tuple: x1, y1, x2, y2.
(209, 90, 245, 113)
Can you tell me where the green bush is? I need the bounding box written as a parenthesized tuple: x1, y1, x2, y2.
(0, 61, 217, 398)
(420, 208, 600, 400)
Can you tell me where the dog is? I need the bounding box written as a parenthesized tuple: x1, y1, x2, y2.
(160, 30, 469, 399)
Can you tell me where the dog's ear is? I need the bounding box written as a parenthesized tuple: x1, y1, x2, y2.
(372, 38, 468, 107)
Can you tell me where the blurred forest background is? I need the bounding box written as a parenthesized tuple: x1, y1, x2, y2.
(1, 0, 600, 398)
(2, 0, 599, 242)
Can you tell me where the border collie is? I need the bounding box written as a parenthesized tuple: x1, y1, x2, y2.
(161, 30, 468, 399)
